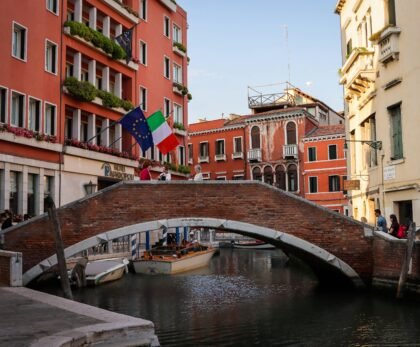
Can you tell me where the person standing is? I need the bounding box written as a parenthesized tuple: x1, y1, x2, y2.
(193, 164, 203, 181)
(388, 214, 400, 237)
(158, 166, 171, 181)
(374, 209, 387, 232)
(139, 160, 152, 181)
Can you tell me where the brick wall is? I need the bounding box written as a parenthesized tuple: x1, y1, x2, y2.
(0, 256, 10, 286)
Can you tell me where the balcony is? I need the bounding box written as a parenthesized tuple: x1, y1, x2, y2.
(339, 48, 375, 99)
(283, 144, 298, 159)
(247, 148, 262, 162)
(232, 152, 244, 160)
(102, 0, 140, 23)
(160, 0, 176, 12)
(198, 155, 209, 163)
(378, 27, 401, 64)
(215, 154, 226, 161)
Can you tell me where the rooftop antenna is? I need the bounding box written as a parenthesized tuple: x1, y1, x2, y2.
(283, 24, 291, 87)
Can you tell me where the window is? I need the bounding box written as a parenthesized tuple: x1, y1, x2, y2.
(164, 16, 170, 37)
(287, 164, 298, 192)
(386, 0, 396, 25)
(275, 165, 286, 190)
(173, 24, 182, 44)
(216, 176, 226, 181)
(188, 144, 193, 163)
(389, 103, 403, 160)
(28, 98, 41, 132)
(140, 41, 147, 65)
(233, 175, 244, 180)
(164, 57, 170, 79)
(328, 145, 337, 160)
(43, 175, 53, 212)
(174, 104, 182, 124)
(95, 125, 102, 146)
(308, 147, 316, 162)
(46, 0, 58, 14)
(178, 146, 185, 165)
(286, 122, 297, 144)
(27, 173, 37, 217)
(9, 171, 19, 215)
(66, 63, 73, 78)
(173, 64, 182, 84)
(11, 91, 25, 127)
(80, 122, 88, 142)
(65, 116, 72, 139)
(346, 38, 352, 57)
(164, 98, 171, 118)
(309, 177, 318, 193)
(96, 76, 102, 90)
(199, 142, 208, 159)
(45, 40, 57, 74)
(140, 87, 147, 111)
(252, 167, 262, 181)
(251, 126, 260, 149)
(140, 0, 147, 20)
(233, 137, 242, 153)
(215, 140, 225, 155)
(329, 175, 341, 192)
(0, 88, 7, 123)
(263, 166, 273, 185)
(44, 103, 56, 135)
(12, 22, 27, 61)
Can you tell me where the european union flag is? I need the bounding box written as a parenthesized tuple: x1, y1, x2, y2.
(119, 107, 154, 152)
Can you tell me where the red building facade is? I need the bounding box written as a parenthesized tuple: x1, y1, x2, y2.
(0, 0, 189, 217)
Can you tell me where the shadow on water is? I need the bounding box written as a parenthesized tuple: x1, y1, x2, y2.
(33, 249, 420, 346)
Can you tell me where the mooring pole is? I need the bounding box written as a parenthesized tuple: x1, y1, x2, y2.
(396, 222, 416, 299)
(45, 196, 73, 300)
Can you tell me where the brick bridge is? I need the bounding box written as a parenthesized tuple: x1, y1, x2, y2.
(2, 181, 416, 289)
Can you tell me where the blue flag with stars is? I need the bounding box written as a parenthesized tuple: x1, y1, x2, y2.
(119, 107, 153, 152)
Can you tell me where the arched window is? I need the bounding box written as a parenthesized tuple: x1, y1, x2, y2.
(251, 126, 260, 149)
(252, 167, 262, 181)
(287, 164, 298, 192)
(275, 165, 286, 190)
(263, 166, 273, 185)
(286, 122, 297, 145)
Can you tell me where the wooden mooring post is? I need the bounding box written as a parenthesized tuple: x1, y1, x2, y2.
(45, 196, 73, 300)
(396, 222, 416, 299)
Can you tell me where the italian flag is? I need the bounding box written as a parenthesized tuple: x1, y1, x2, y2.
(145, 110, 179, 155)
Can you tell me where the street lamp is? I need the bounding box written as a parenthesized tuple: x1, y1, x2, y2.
(344, 140, 382, 150)
(84, 180, 97, 195)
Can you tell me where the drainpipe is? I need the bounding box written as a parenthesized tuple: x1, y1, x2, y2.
(58, 0, 65, 208)
(243, 125, 248, 178)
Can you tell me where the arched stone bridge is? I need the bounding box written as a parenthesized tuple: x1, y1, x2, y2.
(1, 181, 374, 287)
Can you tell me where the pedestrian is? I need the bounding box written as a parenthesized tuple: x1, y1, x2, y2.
(374, 209, 387, 232)
(158, 166, 171, 181)
(1, 210, 13, 230)
(194, 164, 203, 181)
(388, 214, 400, 237)
(139, 160, 152, 180)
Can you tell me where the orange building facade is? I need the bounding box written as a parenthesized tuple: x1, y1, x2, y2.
(0, 0, 189, 218)
(302, 125, 349, 215)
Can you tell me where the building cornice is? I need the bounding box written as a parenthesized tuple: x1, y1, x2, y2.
(189, 124, 245, 136)
(303, 134, 345, 142)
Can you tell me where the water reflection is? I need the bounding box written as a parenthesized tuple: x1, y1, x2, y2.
(37, 249, 420, 346)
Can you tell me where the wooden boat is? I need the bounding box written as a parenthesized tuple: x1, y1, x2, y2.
(132, 243, 216, 275)
(232, 240, 276, 250)
(84, 258, 129, 286)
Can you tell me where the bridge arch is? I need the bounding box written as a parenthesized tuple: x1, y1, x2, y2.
(23, 217, 364, 288)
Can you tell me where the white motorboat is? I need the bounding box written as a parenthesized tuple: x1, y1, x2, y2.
(84, 258, 129, 286)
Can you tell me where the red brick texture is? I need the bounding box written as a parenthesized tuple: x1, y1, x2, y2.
(0, 257, 11, 286)
(2, 182, 374, 280)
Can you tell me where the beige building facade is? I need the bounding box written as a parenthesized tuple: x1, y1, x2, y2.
(335, 0, 420, 225)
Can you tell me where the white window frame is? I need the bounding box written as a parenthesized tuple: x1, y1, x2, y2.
(215, 139, 226, 161)
(199, 141, 209, 163)
(178, 145, 185, 165)
(173, 23, 182, 44)
(216, 176, 227, 181)
(163, 16, 170, 38)
(233, 136, 243, 158)
(46, 0, 59, 15)
(164, 98, 171, 118)
(140, 86, 147, 111)
(0, 86, 8, 124)
(44, 102, 57, 136)
(173, 63, 182, 84)
(164, 56, 170, 79)
(12, 21, 28, 62)
(173, 103, 182, 125)
(10, 90, 26, 128)
(233, 174, 245, 180)
(308, 176, 318, 193)
(28, 96, 42, 132)
(139, 40, 147, 65)
(188, 143, 193, 164)
(45, 39, 58, 75)
(139, 0, 147, 21)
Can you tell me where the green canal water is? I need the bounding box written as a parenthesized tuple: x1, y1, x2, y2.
(39, 249, 420, 346)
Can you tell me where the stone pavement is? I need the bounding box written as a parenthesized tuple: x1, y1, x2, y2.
(0, 287, 159, 347)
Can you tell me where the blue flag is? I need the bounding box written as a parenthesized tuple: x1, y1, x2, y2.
(116, 28, 133, 64)
(119, 107, 153, 152)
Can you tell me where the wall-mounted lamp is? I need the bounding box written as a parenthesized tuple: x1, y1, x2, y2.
(84, 180, 97, 195)
(344, 140, 382, 150)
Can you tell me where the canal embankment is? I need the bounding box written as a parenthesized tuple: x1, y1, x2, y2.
(0, 287, 159, 347)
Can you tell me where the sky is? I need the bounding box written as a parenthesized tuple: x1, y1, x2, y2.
(178, 0, 344, 123)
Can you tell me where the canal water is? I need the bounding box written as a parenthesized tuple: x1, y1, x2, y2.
(38, 249, 420, 346)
